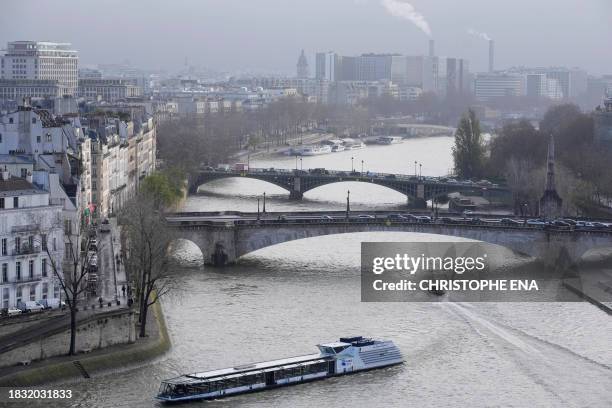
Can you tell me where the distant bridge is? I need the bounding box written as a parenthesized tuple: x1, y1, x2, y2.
(166, 211, 612, 267)
(189, 168, 511, 207)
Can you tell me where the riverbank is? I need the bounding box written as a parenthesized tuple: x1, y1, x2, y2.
(0, 300, 170, 387)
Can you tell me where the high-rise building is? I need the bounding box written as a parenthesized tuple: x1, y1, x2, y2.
(0, 41, 78, 97)
(445, 58, 470, 96)
(296, 50, 309, 79)
(474, 73, 525, 101)
(315, 52, 339, 81)
(526, 73, 563, 100)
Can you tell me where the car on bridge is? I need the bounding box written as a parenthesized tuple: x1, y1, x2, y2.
(320, 215, 334, 221)
(386, 214, 407, 221)
(501, 218, 522, 226)
(416, 216, 432, 223)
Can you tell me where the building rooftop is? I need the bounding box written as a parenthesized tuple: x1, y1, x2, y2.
(0, 176, 44, 196)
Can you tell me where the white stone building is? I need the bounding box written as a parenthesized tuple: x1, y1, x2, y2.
(0, 173, 64, 309)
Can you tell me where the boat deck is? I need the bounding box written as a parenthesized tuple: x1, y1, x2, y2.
(165, 353, 328, 385)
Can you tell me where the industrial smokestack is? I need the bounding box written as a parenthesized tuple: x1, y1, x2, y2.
(429, 39, 435, 57)
(488, 39, 495, 72)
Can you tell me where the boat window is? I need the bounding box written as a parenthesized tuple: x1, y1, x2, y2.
(318, 346, 335, 354)
(333, 346, 348, 353)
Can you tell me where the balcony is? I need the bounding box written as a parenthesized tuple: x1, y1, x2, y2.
(13, 244, 42, 256)
(5, 274, 44, 284)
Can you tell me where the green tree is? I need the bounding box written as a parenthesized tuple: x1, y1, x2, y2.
(452, 109, 486, 179)
(141, 169, 184, 210)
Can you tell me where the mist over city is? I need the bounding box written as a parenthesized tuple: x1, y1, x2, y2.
(0, 1, 611, 408)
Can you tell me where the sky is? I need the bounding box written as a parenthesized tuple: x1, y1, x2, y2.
(1, 0, 611, 75)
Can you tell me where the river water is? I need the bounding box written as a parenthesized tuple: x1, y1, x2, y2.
(60, 137, 612, 407)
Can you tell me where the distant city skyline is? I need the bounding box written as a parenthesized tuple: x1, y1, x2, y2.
(1, 0, 611, 75)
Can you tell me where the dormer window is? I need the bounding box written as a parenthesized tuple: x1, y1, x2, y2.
(9, 118, 13, 124)
(32, 118, 37, 124)
(36, 135, 41, 143)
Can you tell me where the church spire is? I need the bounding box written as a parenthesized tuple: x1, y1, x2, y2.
(545, 135, 556, 192)
(539, 134, 563, 219)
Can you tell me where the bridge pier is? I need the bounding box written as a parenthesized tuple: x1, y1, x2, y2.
(289, 190, 303, 200)
(407, 197, 428, 209)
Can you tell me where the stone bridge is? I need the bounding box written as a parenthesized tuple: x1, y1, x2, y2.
(166, 211, 612, 268)
(189, 168, 511, 207)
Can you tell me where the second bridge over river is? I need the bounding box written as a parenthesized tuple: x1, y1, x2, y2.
(166, 211, 612, 267)
(189, 167, 511, 207)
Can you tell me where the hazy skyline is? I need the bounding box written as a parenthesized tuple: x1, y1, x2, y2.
(1, 0, 611, 75)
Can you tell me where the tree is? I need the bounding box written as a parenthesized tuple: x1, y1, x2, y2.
(141, 169, 185, 210)
(452, 109, 486, 179)
(119, 190, 175, 338)
(34, 214, 96, 356)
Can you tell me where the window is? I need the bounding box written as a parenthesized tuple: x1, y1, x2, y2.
(21, 168, 27, 178)
(64, 219, 72, 235)
(0, 198, 4, 209)
(16, 287, 21, 303)
(8, 118, 13, 124)
(46, 133, 52, 142)
(28, 259, 34, 278)
(1, 238, 6, 256)
(0, 133, 2, 143)
(15, 237, 20, 254)
(16, 262, 21, 281)
(2, 288, 8, 309)
(42, 258, 47, 277)
(41, 234, 47, 251)
(42, 283, 48, 299)
(65, 243, 72, 258)
(28, 235, 33, 249)
(1, 264, 6, 283)
(29, 285, 35, 300)
(53, 237, 57, 251)
(32, 118, 36, 124)
(36, 135, 41, 143)
(13, 197, 18, 208)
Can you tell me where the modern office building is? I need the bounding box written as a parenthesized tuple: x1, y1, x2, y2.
(0, 41, 78, 97)
(526, 73, 563, 100)
(474, 73, 525, 101)
(315, 52, 339, 81)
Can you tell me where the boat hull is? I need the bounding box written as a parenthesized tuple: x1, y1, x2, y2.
(156, 360, 403, 403)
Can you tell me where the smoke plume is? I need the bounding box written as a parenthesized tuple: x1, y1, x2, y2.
(467, 28, 491, 41)
(381, 0, 432, 36)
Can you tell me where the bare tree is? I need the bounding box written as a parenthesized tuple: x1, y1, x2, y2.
(119, 192, 174, 338)
(32, 214, 96, 356)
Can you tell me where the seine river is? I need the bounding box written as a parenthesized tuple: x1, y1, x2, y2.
(60, 137, 612, 407)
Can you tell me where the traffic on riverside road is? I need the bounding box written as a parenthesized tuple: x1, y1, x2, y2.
(166, 211, 612, 233)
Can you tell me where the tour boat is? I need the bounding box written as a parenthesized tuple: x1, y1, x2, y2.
(349, 142, 366, 150)
(156, 336, 403, 403)
(298, 145, 332, 156)
(376, 136, 402, 145)
(331, 144, 346, 152)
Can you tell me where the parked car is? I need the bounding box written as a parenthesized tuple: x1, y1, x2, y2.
(501, 218, 521, 226)
(357, 214, 376, 220)
(416, 216, 432, 223)
(321, 215, 334, 221)
(527, 219, 547, 226)
(386, 214, 406, 220)
(439, 217, 454, 224)
(18, 301, 44, 313)
(4, 307, 22, 317)
(40, 298, 66, 310)
(550, 220, 571, 227)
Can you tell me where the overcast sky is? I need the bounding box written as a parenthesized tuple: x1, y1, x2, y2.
(1, 0, 611, 75)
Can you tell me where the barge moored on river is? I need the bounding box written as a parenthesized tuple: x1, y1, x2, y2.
(156, 336, 403, 403)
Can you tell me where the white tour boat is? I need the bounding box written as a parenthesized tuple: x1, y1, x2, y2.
(297, 145, 332, 156)
(156, 336, 403, 403)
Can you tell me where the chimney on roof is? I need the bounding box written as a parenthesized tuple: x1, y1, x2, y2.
(26, 171, 33, 184)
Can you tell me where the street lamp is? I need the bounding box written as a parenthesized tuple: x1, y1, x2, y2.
(346, 190, 350, 220)
(414, 160, 417, 176)
(351, 157, 354, 172)
(419, 163, 422, 179)
(295, 155, 298, 170)
(257, 198, 261, 220)
(263, 192, 267, 213)
(361, 160, 364, 174)
(522, 202, 529, 226)
(300, 157, 303, 170)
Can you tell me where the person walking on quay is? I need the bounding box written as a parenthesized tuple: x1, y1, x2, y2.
(98, 296, 104, 308)
(121, 285, 126, 297)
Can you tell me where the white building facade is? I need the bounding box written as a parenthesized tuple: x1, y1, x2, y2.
(0, 174, 64, 309)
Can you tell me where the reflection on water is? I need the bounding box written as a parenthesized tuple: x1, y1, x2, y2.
(57, 139, 612, 408)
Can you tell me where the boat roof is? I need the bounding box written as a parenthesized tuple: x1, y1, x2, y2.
(163, 353, 328, 385)
(318, 342, 350, 348)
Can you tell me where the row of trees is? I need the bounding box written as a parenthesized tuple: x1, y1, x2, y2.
(452, 104, 611, 216)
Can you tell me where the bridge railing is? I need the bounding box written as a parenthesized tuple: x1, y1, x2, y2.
(200, 167, 507, 189)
